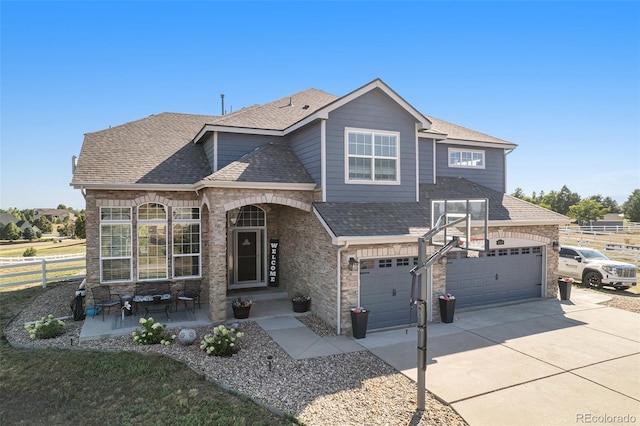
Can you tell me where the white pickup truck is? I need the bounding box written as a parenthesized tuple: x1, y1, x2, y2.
(558, 245, 637, 290)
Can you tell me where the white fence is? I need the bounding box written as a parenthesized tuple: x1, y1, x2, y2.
(560, 227, 640, 266)
(0, 253, 85, 265)
(574, 223, 640, 233)
(0, 256, 86, 288)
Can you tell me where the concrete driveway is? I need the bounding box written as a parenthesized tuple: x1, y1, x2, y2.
(358, 289, 640, 426)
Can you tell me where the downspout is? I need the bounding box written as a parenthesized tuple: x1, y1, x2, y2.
(336, 241, 349, 335)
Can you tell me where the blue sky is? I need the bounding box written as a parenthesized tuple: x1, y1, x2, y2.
(1, 1, 638, 210)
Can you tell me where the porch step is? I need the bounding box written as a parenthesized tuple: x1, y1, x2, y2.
(227, 287, 289, 302)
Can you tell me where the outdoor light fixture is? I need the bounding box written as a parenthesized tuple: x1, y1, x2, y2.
(552, 241, 560, 251)
(348, 257, 359, 271)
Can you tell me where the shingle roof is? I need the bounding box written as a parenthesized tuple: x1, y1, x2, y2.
(73, 83, 516, 187)
(314, 177, 569, 238)
(426, 116, 514, 146)
(205, 142, 316, 184)
(72, 113, 215, 185)
(208, 89, 338, 131)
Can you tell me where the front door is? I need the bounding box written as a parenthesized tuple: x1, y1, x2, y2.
(236, 230, 260, 282)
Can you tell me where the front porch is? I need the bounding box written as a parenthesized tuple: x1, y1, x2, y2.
(79, 288, 311, 341)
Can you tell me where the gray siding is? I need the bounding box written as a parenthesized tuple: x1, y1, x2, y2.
(201, 133, 216, 172)
(418, 138, 435, 184)
(217, 133, 282, 170)
(436, 143, 505, 192)
(289, 122, 322, 185)
(325, 89, 418, 202)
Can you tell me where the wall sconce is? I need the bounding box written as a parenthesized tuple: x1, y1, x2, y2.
(348, 257, 359, 271)
(552, 241, 559, 251)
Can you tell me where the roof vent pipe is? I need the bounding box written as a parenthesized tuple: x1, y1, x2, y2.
(221, 94, 225, 115)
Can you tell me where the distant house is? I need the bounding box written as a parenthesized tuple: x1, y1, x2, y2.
(72, 78, 570, 334)
(581, 213, 624, 228)
(0, 213, 40, 236)
(34, 208, 75, 223)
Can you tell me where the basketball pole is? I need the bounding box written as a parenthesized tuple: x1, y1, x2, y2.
(410, 215, 465, 412)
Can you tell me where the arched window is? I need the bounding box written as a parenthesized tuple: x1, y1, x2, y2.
(137, 203, 167, 280)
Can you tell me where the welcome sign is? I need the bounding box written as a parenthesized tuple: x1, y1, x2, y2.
(269, 239, 279, 287)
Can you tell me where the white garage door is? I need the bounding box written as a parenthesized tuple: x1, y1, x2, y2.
(446, 247, 543, 308)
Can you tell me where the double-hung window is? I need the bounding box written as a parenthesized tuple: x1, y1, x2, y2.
(346, 128, 399, 183)
(137, 203, 167, 281)
(448, 148, 485, 169)
(100, 207, 132, 283)
(172, 207, 201, 278)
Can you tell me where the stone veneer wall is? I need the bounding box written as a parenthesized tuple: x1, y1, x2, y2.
(83, 190, 210, 306)
(201, 187, 316, 322)
(85, 188, 560, 328)
(278, 206, 338, 328)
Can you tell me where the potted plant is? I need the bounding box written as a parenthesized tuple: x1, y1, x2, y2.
(438, 293, 456, 323)
(350, 307, 368, 339)
(232, 297, 253, 319)
(291, 294, 311, 312)
(558, 277, 574, 300)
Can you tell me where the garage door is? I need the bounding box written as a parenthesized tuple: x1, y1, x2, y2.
(360, 257, 415, 330)
(446, 247, 543, 308)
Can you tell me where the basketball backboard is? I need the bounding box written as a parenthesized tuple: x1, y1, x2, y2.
(430, 199, 488, 251)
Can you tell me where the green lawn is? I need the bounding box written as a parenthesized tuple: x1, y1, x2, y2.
(0, 283, 300, 425)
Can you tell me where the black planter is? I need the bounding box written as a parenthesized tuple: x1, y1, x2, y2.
(233, 306, 251, 319)
(439, 298, 456, 323)
(350, 310, 369, 339)
(558, 279, 572, 300)
(292, 299, 310, 313)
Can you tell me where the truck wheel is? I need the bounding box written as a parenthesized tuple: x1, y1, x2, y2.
(583, 271, 602, 289)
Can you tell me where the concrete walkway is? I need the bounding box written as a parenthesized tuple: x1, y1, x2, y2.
(256, 316, 364, 359)
(358, 289, 640, 426)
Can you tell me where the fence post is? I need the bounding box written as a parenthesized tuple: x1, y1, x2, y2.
(41, 259, 47, 288)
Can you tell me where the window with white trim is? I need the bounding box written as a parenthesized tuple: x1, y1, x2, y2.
(100, 207, 132, 283)
(172, 207, 201, 278)
(346, 128, 399, 183)
(137, 203, 167, 281)
(448, 148, 485, 169)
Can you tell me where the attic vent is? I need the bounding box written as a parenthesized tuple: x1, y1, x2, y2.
(302, 104, 310, 109)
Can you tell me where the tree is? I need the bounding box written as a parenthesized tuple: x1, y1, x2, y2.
(74, 213, 86, 239)
(57, 204, 68, 210)
(589, 195, 620, 214)
(33, 216, 53, 233)
(622, 189, 640, 222)
(542, 185, 581, 215)
(511, 188, 534, 203)
(1, 222, 21, 240)
(58, 222, 74, 237)
(568, 199, 609, 224)
(22, 227, 35, 240)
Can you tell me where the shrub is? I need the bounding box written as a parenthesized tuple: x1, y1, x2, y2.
(132, 317, 175, 345)
(200, 325, 244, 356)
(25, 314, 65, 339)
(23, 247, 37, 257)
